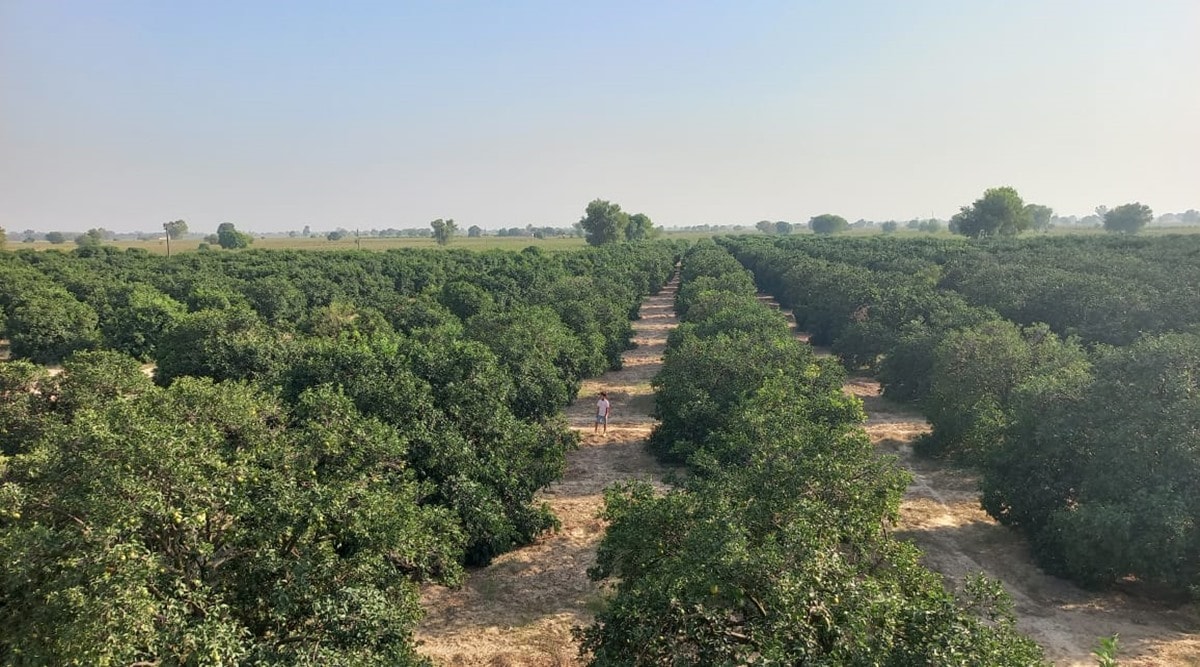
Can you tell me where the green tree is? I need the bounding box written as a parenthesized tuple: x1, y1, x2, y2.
(1025, 204, 1054, 232)
(45, 231, 67, 244)
(579, 199, 629, 245)
(430, 218, 457, 245)
(0, 361, 53, 456)
(949, 187, 1032, 238)
(163, 219, 188, 239)
(277, 333, 572, 565)
(98, 284, 188, 360)
(774, 220, 794, 235)
(467, 306, 587, 421)
(244, 276, 309, 328)
(985, 333, 1200, 592)
(440, 280, 494, 320)
(75, 228, 107, 247)
(467, 225, 482, 238)
(881, 221, 899, 233)
(216, 222, 253, 249)
(326, 229, 346, 241)
(153, 308, 285, 385)
(6, 289, 100, 364)
(625, 212, 655, 241)
(809, 213, 849, 235)
(919, 218, 945, 233)
(1103, 202, 1152, 234)
(919, 321, 1087, 463)
(0, 226, 6, 249)
(0, 378, 462, 664)
(755, 220, 774, 235)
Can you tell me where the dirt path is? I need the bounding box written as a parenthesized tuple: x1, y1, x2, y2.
(417, 277, 679, 666)
(764, 298, 1200, 666)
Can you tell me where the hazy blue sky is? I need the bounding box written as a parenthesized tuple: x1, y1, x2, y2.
(2, 1, 1197, 233)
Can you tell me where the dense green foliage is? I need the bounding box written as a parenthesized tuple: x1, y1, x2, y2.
(164, 219, 189, 240)
(579, 199, 655, 245)
(726, 233, 1200, 599)
(0, 240, 680, 663)
(579, 240, 1045, 665)
(808, 213, 849, 235)
(216, 222, 253, 249)
(948, 186, 1033, 237)
(2, 366, 460, 665)
(1103, 202, 1153, 234)
(429, 218, 457, 245)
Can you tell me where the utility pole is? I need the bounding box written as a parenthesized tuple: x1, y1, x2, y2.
(163, 222, 171, 257)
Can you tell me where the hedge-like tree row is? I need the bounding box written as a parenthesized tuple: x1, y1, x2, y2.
(740, 234, 1200, 348)
(578, 240, 1045, 664)
(726, 234, 1200, 600)
(0, 241, 679, 664)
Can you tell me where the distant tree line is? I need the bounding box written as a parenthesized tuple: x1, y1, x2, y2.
(6, 197, 1194, 249)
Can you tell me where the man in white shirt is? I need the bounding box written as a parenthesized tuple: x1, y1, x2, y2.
(595, 391, 611, 434)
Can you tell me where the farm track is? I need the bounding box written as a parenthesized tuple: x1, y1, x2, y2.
(416, 276, 679, 666)
(760, 295, 1200, 667)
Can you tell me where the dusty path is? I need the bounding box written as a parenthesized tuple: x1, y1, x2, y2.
(762, 297, 1200, 667)
(417, 277, 678, 666)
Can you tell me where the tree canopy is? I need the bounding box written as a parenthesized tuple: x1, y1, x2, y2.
(164, 219, 189, 239)
(1025, 204, 1054, 232)
(949, 187, 1032, 238)
(579, 199, 630, 245)
(625, 212, 655, 241)
(723, 232, 1200, 599)
(430, 218, 457, 245)
(0, 239, 682, 661)
(0, 373, 461, 665)
(74, 228, 106, 247)
(809, 213, 849, 235)
(216, 222, 253, 249)
(581, 240, 1046, 664)
(1103, 202, 1153, 234)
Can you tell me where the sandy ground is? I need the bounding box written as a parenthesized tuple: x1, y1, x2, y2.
(416, 277, 679, 666)
(764, 298, 1200, 667)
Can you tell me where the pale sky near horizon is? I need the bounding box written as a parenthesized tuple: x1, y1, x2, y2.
(2, 1, 1197, 234)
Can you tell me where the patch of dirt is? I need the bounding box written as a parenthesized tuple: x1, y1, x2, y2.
(417, 278, 680, 666)
(767, 298, 1200, 667)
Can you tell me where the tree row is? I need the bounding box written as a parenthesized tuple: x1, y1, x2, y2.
(0, 240, 679, 664)
(726, 234, 1200, 599)
(577, 240, 1045, 665)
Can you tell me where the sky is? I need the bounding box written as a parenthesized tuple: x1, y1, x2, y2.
(1, 1, 1197, 233)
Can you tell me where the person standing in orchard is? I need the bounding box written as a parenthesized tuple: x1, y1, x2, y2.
(595, 391, 611, 434)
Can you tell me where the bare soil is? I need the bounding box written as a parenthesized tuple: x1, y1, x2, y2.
(416, 277, 679, 666)
(769, 299, 1200, 667)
